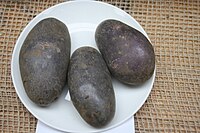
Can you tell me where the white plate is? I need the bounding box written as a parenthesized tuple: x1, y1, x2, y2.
(11, 1, 156, 133)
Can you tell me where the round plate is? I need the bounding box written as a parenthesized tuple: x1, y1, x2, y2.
(11, 1, 156, 133)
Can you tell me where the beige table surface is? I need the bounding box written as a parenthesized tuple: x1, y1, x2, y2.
(0, 0, 199, 132)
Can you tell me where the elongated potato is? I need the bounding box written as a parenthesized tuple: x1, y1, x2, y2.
(19, 18, 71, 106)
(68, 47, 115, 128)
(95, 19, 155, 85)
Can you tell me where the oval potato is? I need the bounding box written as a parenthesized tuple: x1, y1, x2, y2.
(68, 46, 115, 128)
(19, 18, 71, 106)
(95, 19, 155, 85)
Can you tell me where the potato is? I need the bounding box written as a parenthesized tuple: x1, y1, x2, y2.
(95, 19, 155, 85)
(68, 47, 115, 128)
(19, 18, 71, 106)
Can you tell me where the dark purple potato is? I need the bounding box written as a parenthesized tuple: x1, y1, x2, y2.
(95, 19, 155, 85)
(19, 18, 71, 106)
(68, 47, 115, 128)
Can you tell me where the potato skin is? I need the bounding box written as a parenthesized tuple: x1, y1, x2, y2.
(68, 47, 115, 128)
(19, 18, 71, 106)
(95, 19, 155, 85)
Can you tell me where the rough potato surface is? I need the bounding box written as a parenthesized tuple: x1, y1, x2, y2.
(68, 47, 115, 128)
(19, 18, 71, 106)
(95, 19, 155, 85)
